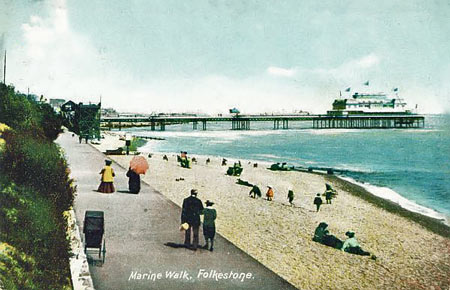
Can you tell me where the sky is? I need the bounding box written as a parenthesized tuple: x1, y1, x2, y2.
(0, 0, 449, 114)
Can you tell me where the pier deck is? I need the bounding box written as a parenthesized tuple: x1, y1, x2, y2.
(101, 114, 425, 131)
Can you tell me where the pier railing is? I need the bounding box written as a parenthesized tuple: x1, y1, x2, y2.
(100, 114, 425, 131)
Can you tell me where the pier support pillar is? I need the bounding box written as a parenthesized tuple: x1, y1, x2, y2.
(202, 121, 207, 130)
(273, 120, 280, 130)
(193, 121, 198, 130)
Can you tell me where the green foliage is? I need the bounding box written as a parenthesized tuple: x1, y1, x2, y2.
(0, 180, 72, 289)
(0, 242, 38, 290)
(0, 131, 75, 212)
(0, 83, 74, 289)
(122, 137, 148, 152)
(37, 102, 64, 140)
(0, 83, 63, 142)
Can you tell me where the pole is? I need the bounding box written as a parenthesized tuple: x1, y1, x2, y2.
(2, 50, 5, 84)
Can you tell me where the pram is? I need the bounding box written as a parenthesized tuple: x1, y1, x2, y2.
(83, 210, 106, 263)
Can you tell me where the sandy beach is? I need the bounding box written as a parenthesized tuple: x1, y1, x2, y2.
(92, 133, 450, 290)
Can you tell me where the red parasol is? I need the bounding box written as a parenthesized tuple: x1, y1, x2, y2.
(130, 156, 149, 174)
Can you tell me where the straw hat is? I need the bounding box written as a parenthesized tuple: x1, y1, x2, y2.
(180, 223, 189, 231)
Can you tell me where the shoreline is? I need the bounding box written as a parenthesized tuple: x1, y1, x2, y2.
(326, 175, 450, 238)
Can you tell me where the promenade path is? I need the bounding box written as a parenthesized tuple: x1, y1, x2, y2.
(57, 132, 297, 290)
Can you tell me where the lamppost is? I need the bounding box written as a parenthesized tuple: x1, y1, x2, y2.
(125, 133, 132, 155)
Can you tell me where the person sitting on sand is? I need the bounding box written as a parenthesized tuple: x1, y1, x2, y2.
(287, 190, 295, 206)
(312, 222, 343, 249)
(314, 193, 323, 212)
(341, 231, 371, 256)
(222, 158, 227, 166)
(163, 154, 168, 161)
(270, 163, 281, 170)
(201, 200, 217, 251)
(313, 222, 329, 243)
(249, 185, 262, 198)
(206, 158, 211, 164)
(266, 186, 274, 201)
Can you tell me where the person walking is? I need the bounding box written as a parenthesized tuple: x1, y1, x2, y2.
(325, 189, 333, 204)
(202, 200, 217, 251)
(97, 160, 115, 193)
(313, 193, 323, 212)
(126, 167, 140, 194)
(266, 186, 274, 201)
(181, 189, 204, 250)
(287, 189, 295, 206)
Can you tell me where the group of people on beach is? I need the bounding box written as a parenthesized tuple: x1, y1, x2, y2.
(99, 155, 365, 257)
(248, 184, 295, 205)
(249, 183, 338, 211)
(313, 222, 375, 259)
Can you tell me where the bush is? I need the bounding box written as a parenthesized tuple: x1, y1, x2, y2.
(122, 137, 147, 152)
(0, 83, 63, 142)
(0, 180, 72, 289)
(0, 242, 37, 290)
(0, 131, 75, 213)
(0, 83, 74, 289)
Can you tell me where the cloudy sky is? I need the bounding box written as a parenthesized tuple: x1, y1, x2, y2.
(1, 0, 449, 114)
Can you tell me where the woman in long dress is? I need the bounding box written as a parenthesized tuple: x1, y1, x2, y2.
(126, 167, 140, 194)
(98, 160, 115, 193)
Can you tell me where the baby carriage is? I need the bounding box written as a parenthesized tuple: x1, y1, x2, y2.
(83, 210, 106, 263)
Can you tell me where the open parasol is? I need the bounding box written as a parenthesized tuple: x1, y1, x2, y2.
(130, 156, 149, 174)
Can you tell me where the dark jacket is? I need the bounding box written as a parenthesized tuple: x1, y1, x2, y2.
(181, 196, 204, 226)
(126, 168, 140, 193)
(314, 196, 323, 205)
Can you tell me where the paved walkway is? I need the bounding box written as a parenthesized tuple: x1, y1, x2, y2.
(57, 133, 297, 290)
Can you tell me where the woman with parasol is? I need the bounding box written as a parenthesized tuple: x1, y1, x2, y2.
(126, 156, 149, 194)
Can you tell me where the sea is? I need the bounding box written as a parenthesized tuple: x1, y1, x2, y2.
(122, 114, 450, 223)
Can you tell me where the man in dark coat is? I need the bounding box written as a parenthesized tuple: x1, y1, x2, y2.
(181, 189, 204, 250)
(126, 167, 140, 194)
(314, 193, 323, 212)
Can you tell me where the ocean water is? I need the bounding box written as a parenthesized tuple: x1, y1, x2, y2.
(123, 114, 450, 221)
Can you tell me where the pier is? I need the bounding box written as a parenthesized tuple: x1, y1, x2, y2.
(101, 114, 425, 131)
